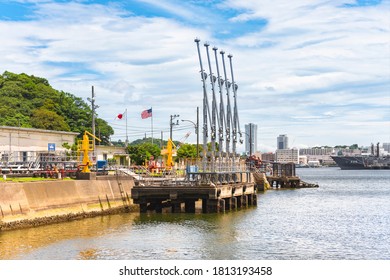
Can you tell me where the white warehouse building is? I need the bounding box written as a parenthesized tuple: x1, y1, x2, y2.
(0, 126, 79, 164)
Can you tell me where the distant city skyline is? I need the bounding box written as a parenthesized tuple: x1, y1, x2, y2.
(0, 0, 389, 152)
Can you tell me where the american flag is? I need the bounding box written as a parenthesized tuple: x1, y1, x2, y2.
(141, 108, 152, 119)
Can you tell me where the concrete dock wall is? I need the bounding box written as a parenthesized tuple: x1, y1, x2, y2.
(0, 177, 134, 216)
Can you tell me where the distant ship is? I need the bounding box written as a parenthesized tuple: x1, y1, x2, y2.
(331, 142, 390, 170)
(331, 155, 390, 170)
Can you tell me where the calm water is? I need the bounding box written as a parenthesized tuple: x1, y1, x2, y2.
(1, 168, 389, 260)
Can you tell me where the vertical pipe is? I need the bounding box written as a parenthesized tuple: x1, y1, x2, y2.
(194, 38, 209, 172)
(228, 54, 242, 173)
(213, 47, 226, 172)
(221, 51, 232, 172)
(204, 43, 217, 173)
(228, 54, 237, 160)
(196, 106, 199, 160)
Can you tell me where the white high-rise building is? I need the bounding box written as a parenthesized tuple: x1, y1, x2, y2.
(245, 123, 257, 155)
(383, 143, 390, 153)
(277, 134, 288, 149)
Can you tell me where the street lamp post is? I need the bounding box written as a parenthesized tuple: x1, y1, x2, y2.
(181, 107, 199, 159)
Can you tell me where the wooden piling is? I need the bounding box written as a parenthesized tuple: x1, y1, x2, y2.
(185, 200, 196, 213)
(171, 201, 182, 213)
(140, 203, 148, 213)
(202, 199, 208, 213)
(219, 199, 225, 213)
(154, 201, 163, 213)
(224, 197, 232, 211)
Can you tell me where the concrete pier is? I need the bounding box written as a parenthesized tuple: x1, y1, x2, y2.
(131, 182, 256, 214)
(0, 175, 135, 231)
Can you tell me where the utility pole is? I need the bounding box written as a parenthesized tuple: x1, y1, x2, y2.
(88, 86, 99, 155)
(170, 114, 180, 140)
(92, 86, 95, 140)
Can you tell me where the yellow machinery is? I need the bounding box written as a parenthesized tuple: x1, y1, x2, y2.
(77, 131, 101, 173)
(161, 138, 177, 170)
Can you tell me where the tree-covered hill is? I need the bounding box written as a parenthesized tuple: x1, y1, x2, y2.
(0, 71, 113, 144)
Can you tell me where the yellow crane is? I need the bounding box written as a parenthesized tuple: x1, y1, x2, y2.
(77, 131, 101, 173)
(160, 138, 177, 170)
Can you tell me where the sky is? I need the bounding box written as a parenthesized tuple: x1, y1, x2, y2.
(0, 0, 389, 152)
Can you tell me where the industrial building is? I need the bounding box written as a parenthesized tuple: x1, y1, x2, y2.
(0, 126, 78, 164)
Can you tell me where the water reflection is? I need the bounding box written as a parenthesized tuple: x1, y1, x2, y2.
(1, 168, 389, 260)
(0, 208, 259, 260)
(0, 213, 138, 259)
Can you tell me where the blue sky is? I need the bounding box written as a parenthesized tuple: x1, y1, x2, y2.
(0, 0, 389, 152)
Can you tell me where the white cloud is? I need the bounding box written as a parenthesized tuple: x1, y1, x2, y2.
(0, 0, 389, 150)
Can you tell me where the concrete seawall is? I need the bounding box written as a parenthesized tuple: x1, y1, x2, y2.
(0, 176, 136, 231)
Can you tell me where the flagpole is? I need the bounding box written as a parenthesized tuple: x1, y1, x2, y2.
(151, 107, 153, 145)
(125, 108, 128, 146)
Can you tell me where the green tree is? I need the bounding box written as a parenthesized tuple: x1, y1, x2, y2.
(176, 143, 197, 159)
(349, 144, 359, 150)
(0, 71, 114, 142)
(30, 108, 71, 131)
(130, 137, 179, 148)
(206, 142, 219, 152)
(95, 118, 114, 145)
(127, 143, 161, 165)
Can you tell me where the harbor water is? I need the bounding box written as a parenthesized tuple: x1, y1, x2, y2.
(0, 167, 389, 260)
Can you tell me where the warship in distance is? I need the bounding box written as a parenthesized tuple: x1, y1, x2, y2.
(331, 143, 390, 170)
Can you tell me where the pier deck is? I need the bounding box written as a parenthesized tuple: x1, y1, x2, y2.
(131, 181, 256, 213)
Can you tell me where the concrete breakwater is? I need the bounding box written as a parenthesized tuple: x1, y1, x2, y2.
(0, 176, 136, 231)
